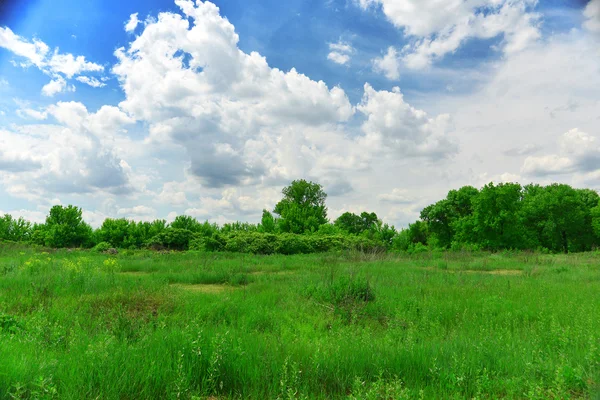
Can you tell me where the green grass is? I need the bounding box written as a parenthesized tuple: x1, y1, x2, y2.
(1, 244, 600, 399)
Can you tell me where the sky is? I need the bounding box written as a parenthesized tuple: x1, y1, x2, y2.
(0, 0, 599, 228)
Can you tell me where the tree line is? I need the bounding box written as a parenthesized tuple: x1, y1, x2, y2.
(1, 180, 600, 254)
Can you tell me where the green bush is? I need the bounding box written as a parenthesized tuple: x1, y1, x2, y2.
(92, 241, 112, 252)
(146, 228, 195, 250)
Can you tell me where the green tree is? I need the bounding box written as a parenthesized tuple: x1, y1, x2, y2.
(274, 180, 328, 234)
(170, 215, 201, 232)
(467, 183, 524, 250)
(44, 205, 93, 248)
(259, 210, 276, 233)
(96, 218, 132, 248)
(0, 214, 31, 242)
(421, 186, 479, 248)
(522, 184, 589, 253)
(591, 200, 600, 242)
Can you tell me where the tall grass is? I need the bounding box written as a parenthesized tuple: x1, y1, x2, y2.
(1, 247, 600, 398)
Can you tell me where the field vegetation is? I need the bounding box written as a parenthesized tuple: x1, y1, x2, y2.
(1, 245, 600, 399)
(1, 180, 600, 255)
(2, 179, 600, 398)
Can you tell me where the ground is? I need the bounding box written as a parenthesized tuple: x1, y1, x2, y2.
(1, 244, 600, 399)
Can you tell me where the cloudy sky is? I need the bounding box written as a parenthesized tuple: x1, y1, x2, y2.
(0, 0, 599, 227)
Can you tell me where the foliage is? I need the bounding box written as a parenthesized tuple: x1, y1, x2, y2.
(274, 179, 328, 234)
(2, 248, 599, 398)
(43, 205, 93, 248)
(0, 214, 31, 242)
(146, 228, 195, 250)
(3, 179, 600, 254)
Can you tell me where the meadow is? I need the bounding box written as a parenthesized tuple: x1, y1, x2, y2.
(1, 244, 600, 399)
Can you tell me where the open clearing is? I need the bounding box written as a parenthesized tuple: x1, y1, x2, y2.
(2, 246, 600, 399)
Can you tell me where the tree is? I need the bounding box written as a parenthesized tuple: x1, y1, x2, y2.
(170, 215, 200, 232)
(259, 210, 276, 233)
(44, 205, 93, 248)
(274, 180, 328, 234)
(468, 182, 524, 250)
(0, 214, 31, 242)
(96, 218, 132, 248)
(335, 211, 379, 235)
(421, 185, 479, 248)
(592, 200, 600, 241)
(522, 184, 589, 253)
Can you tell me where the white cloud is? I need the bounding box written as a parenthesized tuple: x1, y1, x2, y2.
(17, 108, 48, 120)
(327, 40, 354, 65)
(360, 0, 540, 70)
(0, 102, 140, 203)
(125, 13, 140, 33)
(42, 76, 75, 97)
(0, 26, 103, 95)
(584, 0, 600, 33)
(47, 51, 103, 78)
(522, 129, 600, 177)
(76, 76, 107, 88)
(378, 188, 415, 204)
(372, 46, 400, 80)
(357, 83, 457, 158)
(328, 52, 350, 65)
(0, 27, 49, 67)
(117, 205, 155, 216)
(7, 0, 595, 229)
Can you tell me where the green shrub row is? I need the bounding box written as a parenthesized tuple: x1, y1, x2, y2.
(188, 232, 383, 255)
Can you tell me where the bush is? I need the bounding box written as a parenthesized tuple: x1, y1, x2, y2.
(93, 242, 112, 252)
(146, 228, 195, 250)
(275, 233, 313, 255)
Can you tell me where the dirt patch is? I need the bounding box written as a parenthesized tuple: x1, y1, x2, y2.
(170, 283, 234, 294)
(421, 267, 523, 276)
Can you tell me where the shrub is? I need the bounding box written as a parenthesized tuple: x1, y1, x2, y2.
(275, 233, 313, 255)
(147, 228, 195, 250)
(93, 242, 112, 252)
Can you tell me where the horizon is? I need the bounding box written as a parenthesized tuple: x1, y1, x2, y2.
(1, 0, 599, 229)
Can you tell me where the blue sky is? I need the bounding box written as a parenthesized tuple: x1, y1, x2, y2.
(0, 0, 599, 227)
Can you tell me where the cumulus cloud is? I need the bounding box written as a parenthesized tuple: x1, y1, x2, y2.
(0, 102, 139, 202)
(372, 46, 400, 80)
(117, 205, 155, 216)
(0, 150, 42, 172)
(42, 76, 75, 97)
(357, 84, 457, 158)
(111, 0, 378, 188)
(0, 26, 104, 94)
(360, 0, 540, 70)
(327, 40, 354, 65)
(584, 0, 600, 33)
(76, 76, 107, 88)
(125, 13, 140, 33)
(16, 107, 48, 120)
(522, 129, 600, 177)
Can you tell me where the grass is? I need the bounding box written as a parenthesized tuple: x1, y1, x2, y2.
(1, 244, 600, 399)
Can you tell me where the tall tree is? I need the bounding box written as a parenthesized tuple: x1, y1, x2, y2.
(274, 180, 328, 234)
(44, 205, 93, 248)
(468, 183, 524, 250)
(522, 184, 589, 253)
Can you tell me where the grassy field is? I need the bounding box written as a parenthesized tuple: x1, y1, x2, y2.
(1, 244, 600, 399)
